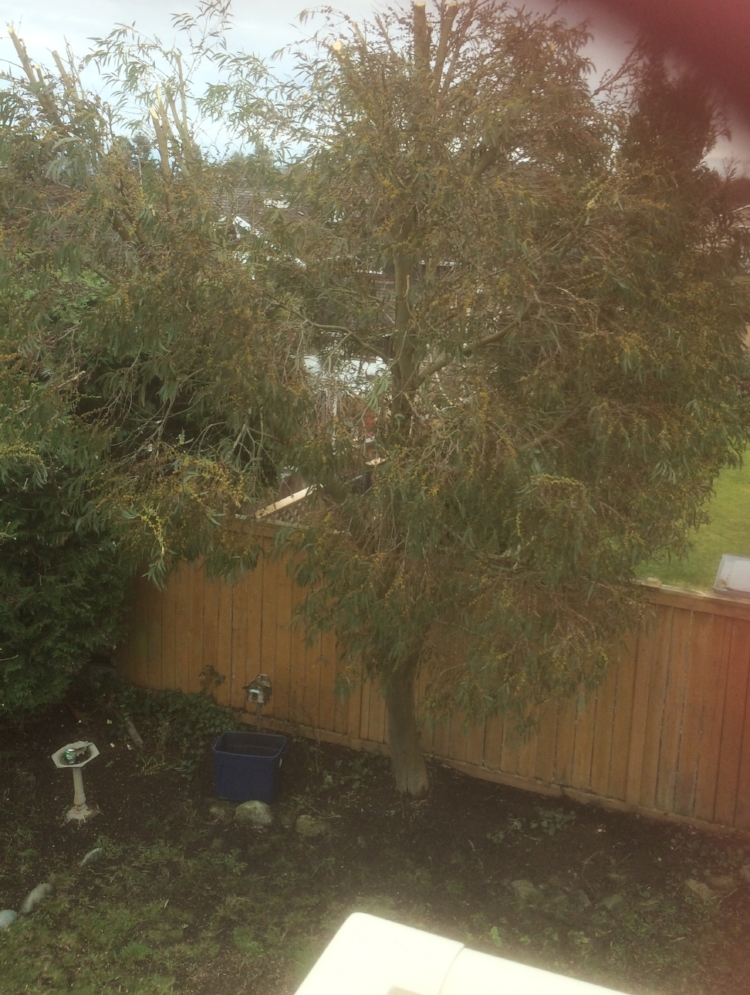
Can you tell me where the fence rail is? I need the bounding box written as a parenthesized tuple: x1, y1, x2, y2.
(117, 536, 750, 832)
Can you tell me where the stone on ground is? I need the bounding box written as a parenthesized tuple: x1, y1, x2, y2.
(208, 800, 236, 823)
(0, 910, 18, 930)
(278, 805, 297, 829)
(600, 893, 626, 914)
(20, 882, 53, 915)
(80, 847, 104, 867)
(510, 879, 539, 901)
(685, 879, 718, 903)
(705, 874, 736, 894)
(295, 814, 328, 838)
(235, 800, 274, 827)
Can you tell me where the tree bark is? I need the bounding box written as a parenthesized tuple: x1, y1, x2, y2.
(383, 666, 429, 797)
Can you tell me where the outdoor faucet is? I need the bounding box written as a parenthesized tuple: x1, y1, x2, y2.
(243, 674, 273, 731)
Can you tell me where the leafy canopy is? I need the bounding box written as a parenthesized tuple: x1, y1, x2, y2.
(0, 6, 302, 581)
(273, 2, 750, 731)
(1, 2, 748, 765)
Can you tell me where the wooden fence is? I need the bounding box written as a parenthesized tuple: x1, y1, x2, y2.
(117, 531, 750, 833)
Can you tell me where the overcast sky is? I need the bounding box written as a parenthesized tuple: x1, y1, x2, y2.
(1, 0, 748, 170)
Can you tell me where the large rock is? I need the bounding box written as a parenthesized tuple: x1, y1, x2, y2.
(208, 800, 236, 824)
(510, 879, 539, 902)
(705, 874, 736, 894)
(685, 879, 717, 903)
(80, 847, 104, 868)
(235, 800, 274, 827)
(0, 910, 17, 931)
(295, 814, 329, 838)
(20, 882, 52, 915)
(278, 805, 298, 830)
(600, 893, 626, 914)
(573, 889, 592, 910)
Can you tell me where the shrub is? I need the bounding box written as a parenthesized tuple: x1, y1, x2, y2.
(0, 464, 131, 721)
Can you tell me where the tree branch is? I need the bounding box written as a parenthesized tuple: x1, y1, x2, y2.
(471, 144, 501, 179)
(438, 0, 476, 95)
(413, 2, 431, 74)
(149, 93, 174, 213)
(432, 1, 458, 93)
(415, 320, 518, 387)
(8, 26, 63, 127)
(276, 302, 393, 365)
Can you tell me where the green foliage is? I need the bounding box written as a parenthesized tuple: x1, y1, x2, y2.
(1, 732, 745, 995)
(111, 679, 240, 773)
(271, 1, 750, 785)
(0, 456, 130, 721)
(639, 454, 750, 590)
(2, 1, 749, 789)
(0, 10, 303, 582)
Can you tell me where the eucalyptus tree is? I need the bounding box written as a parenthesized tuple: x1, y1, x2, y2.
(275, 1, 750, 795)
(0, 6, 300, 715)
(2, 0, 747, 776)
(0, 5, 300, 579)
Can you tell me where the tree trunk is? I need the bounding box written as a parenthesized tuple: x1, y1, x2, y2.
(383, 666, 429, 797)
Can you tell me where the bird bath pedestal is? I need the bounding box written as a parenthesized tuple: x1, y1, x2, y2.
(51, 741, 100, 822)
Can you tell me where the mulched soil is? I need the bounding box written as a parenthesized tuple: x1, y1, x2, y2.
(1, 701, 749, 995)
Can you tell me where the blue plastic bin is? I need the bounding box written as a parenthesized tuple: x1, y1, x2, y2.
(212, 731, 288, 803)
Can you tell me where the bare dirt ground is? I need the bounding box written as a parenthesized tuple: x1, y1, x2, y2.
(1, 696, 749, 995)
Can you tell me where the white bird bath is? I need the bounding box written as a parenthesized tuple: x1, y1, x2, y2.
(51, 741, 100, 823)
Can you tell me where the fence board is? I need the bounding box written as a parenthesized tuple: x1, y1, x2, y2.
(276, 557, 297, 725)
(117, 558, 750, 832)
(553, 699, 577, 786)
(449, 714, 470, 766)
(590, 668, 617, 798)
(534, 702, 558, 784)
(465, 719, 486, 770)
(608, 633, 638, 801)
(500, 715, 521, 776)
(260, 552, 281, 719)
(634, 607, 673, 809)
(571, 692, 597, 791)
(172, 566, 191, 693)
(333, 639, 350, 737)
(482, 714, 504, 772)
(714, 622, 750, 825)
(367, 681, 387, 746)
(359, 676, 374, 744)
(161, 570, 178, 692)
(244, 558, 264, 713)
(431, 714, 452, 760)
(673, 611, 714, 816)
(317, 630, 337, 734)
(734, 681, 750, 831)
(692, 615, 732, 823)
(347, 665, 363, 743)
(228, 576, 247, 710)
(516, 721, 538, 781)
(655, 608, 692, 812)
(215, 581, 233, 708)
(201, 577, 220, 696)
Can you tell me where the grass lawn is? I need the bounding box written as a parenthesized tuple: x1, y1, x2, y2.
(638, 456, 750, 591)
